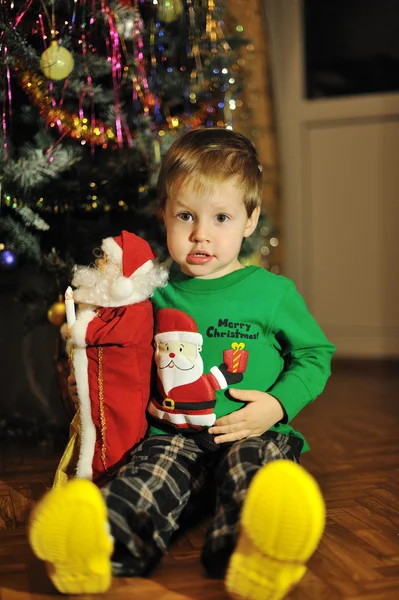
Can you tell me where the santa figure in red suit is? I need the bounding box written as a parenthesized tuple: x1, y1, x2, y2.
(147, 308, 243, 432)
(63, 231, 168, 484)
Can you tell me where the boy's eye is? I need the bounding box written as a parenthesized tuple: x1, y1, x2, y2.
(177, 212, 193, 222)
(216, 213, 229, 223)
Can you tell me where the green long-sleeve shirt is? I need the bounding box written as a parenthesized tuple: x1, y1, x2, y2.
(149, 265, 335, 452)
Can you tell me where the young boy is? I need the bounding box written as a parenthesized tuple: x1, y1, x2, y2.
(29, 128, 335, 600)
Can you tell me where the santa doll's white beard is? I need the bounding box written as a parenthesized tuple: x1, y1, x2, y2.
(72, 262, 121, 307)
(157, 353, 204, 395)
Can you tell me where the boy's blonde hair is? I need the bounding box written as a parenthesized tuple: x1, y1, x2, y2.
(157, 128, 263, 216)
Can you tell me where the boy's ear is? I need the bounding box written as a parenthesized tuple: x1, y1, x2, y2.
(244, 206, 261, 238)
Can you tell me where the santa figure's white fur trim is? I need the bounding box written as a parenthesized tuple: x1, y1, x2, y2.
(104, 260, 168, 308)
(155, 330, 203, 346)
(147, 401, 216, 426)
(73, 348, 97, 480)
(70, 307, 97, 348)
(110, 259, 153, 301)
(210, 366, 228, 390)
(101, 236, 123, 264)
(111, 276, 134, 299)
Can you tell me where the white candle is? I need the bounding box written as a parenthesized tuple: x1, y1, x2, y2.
(65, 286, 76, 326)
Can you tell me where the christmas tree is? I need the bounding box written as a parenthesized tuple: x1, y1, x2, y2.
(0, 0, 270, 330)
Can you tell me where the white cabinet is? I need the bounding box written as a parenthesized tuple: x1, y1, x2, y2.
(265, 0, 399, 357)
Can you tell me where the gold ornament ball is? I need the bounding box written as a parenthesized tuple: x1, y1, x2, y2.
(48, 299, 66, 326)
(40, 41, 74, 81)
(158, 0, 183, 23)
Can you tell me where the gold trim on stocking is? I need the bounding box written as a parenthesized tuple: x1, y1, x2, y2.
(97, 346, 108, 472)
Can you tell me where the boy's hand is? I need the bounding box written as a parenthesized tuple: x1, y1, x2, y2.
(208, 389, 284, 444)
(61, 324, 72, 341)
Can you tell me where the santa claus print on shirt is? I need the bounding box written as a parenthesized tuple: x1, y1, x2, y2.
(147, 308, 247, 432)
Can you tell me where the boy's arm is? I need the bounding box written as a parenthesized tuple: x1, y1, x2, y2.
(209, 281, 335, 443)
(266, 281, 335, 423)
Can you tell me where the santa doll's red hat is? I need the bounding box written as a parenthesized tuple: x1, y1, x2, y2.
(155, 308, 203, 346)
(101, 230, 156, 300)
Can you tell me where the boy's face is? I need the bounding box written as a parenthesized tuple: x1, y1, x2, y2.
(162, 179, 260, 279)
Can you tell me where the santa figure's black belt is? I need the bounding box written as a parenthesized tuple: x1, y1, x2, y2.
(157, 399, 216, 411)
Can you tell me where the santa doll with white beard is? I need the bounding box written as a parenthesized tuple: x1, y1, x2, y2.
(148, 308, 244, 435)
(55, 231, 168, 486)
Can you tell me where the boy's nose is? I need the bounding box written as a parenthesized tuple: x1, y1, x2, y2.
(192, 223, 210, 242)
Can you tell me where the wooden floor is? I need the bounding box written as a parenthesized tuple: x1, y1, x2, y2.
(1, 360, 399, 599)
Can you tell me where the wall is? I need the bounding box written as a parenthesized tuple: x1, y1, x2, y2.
(264, 0, 399, 357)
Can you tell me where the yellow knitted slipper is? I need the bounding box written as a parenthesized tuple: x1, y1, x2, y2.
(225, 460, 325, 600)
(28, 478, 113, 594)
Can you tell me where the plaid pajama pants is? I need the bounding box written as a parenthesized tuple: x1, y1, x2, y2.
(101, 431, 303, 577)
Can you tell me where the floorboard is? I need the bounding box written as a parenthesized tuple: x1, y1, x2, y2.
(1, 360, 398, 599)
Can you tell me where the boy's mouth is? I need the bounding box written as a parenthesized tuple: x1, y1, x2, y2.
(187, 251, 213, 265)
